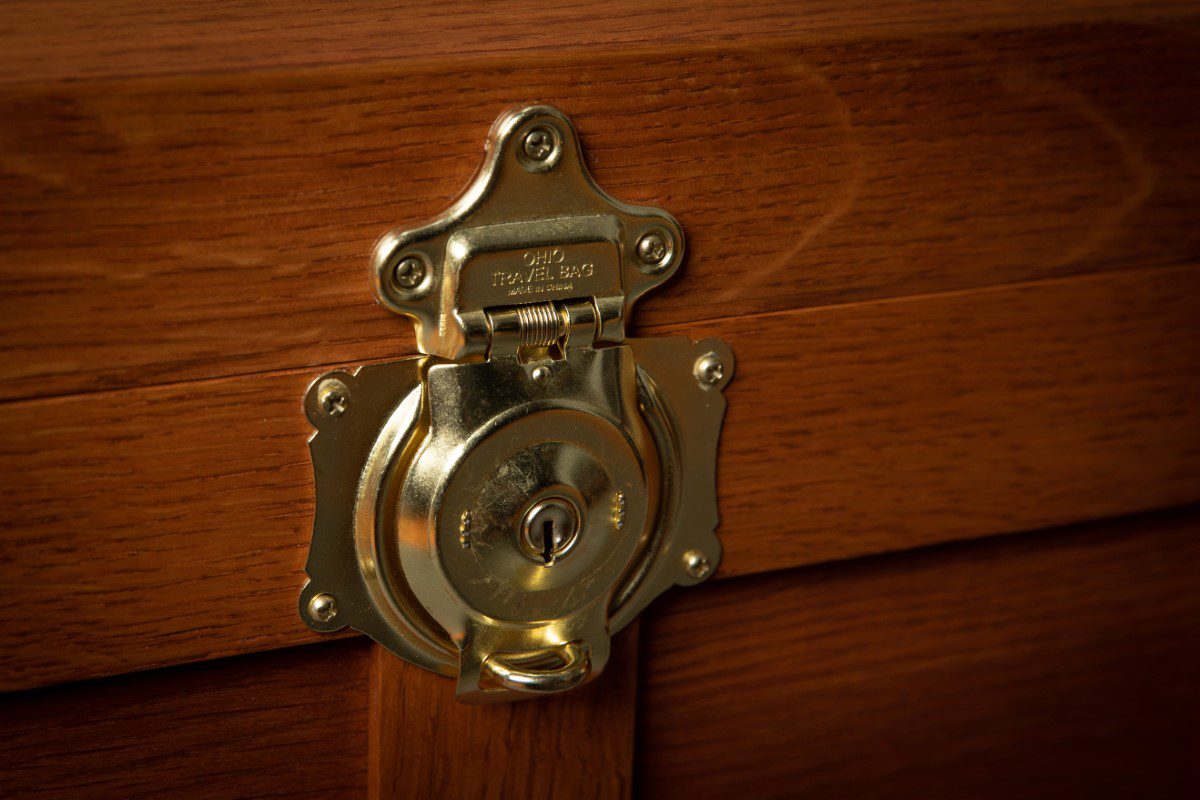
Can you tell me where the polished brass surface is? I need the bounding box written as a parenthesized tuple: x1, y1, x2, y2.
(300, 105, 733, 702)
(369, 104, 683, 361)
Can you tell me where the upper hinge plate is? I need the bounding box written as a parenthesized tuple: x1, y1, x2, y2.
(370, 105, 684, 361)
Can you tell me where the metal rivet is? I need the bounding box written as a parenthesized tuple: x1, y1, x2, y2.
(693, 353, 725, 387)
(522, 127, 556, 162)
(530, 365, 550, 383)
(308, 593, 338, 623)
(460, 510, 472, 549)
(391, 255, 427, 296)
(683, 550, 712, 580)
(317, 379, 350, 417)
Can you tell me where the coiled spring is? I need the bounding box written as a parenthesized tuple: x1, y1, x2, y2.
(516, 302, 567, 349)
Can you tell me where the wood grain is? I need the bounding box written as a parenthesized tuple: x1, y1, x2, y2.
(637, 507, 1200, 799)
(1, 3, 1196, 793)
(2, 20, 1198, 399)
(708, 265, 1200, 578)
(0, 1, 1193, 84)
(0, 629, 635, 799)
(370, 626, 638, 800)
(1, 265, 1196, 690)
(0, 638, 371, 799)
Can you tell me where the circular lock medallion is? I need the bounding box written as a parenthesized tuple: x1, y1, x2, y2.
(434, 409, 652, 624)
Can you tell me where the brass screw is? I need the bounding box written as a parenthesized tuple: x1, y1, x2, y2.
(694, 353, 725, 387)
(522, 127, 556, 161)
(317, 379, 349, 417)
(392, 256, 426, 291)
(636, 231, 671, 267)
(307, 593, 338, 623)
(683, 550, 712, 580)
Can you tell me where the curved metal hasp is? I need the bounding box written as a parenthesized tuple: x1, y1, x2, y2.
(370, 104, 683, 359)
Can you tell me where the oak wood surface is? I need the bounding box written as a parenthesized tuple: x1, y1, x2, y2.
(1, 3, 1197, 796)
(370, 627, 638, 800)
(1, 265, 1196, 690)
(1, 1, 1193, 84)
(637, 507, 1200, 799)
(0, 628, 640, 799)
(0, 638, 372, 799)
(1, 20, 1198, 399)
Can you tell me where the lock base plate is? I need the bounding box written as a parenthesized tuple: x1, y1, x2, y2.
(300, 336, 732, 701)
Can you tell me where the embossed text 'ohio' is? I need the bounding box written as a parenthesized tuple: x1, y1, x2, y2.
(491, 248, 595, 293)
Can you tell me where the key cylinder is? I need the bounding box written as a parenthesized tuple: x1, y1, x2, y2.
(520, 497, 581, 565)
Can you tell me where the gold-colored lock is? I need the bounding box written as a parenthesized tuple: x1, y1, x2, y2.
(299, 105, 733, 702)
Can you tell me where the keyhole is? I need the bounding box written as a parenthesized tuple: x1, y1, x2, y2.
(541, 520, 556, 565)
(519, 497, 580, 566)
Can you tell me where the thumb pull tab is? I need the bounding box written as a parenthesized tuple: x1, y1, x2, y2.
(482, 641, 592, 694)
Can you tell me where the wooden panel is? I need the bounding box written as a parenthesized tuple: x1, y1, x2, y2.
(2, 20, 1199, 399)
(710, 265, 1200, 578)
(637, 508, 1200, 799)
(2, 1, 1192, 84)
(0, 627, 636, 799)
(1, 265, 1196, 689)
(370, 626, 638, 799)
(0, 638, 371, 799)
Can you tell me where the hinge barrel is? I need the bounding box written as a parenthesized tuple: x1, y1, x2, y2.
(486, 299, 600, 360)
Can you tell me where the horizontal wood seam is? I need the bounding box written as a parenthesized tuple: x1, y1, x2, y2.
(2, 261, 1194, 690)
(719, 499, 1200, 589)
(1, 259, 1193, 408)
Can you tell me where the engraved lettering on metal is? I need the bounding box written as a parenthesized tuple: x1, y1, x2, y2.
(473, 242, 606, 301)
(298, 104, 734, 702)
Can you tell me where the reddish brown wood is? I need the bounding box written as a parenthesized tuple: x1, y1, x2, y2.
(707, 265, 1200, 578)
(0, 265, 1196, 690)
(0, 1, 1191, 84)
(637, 508, 1200, 799)
(370, 626, 638, 800)
(0, 625, 636, 799)
(1, 21, 1198, 399)
(0, 639, 371, 799)
(0, 3, 1196, 796)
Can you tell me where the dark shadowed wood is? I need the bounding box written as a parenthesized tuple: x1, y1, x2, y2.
(370, 626, 638, 800)
(0, 1, 1192, 84)
(0, 639, 371, 799)
(637, 508, 1200, 799)
(0, 630, 635, 800)
(0, 265, 1196, 690)
(1, 21, 1198, 399)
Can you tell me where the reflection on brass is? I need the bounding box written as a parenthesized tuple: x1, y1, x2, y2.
(299, 105, 734, 702)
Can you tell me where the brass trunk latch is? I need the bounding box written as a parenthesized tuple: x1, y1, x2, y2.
(299, 105, 733, 702)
